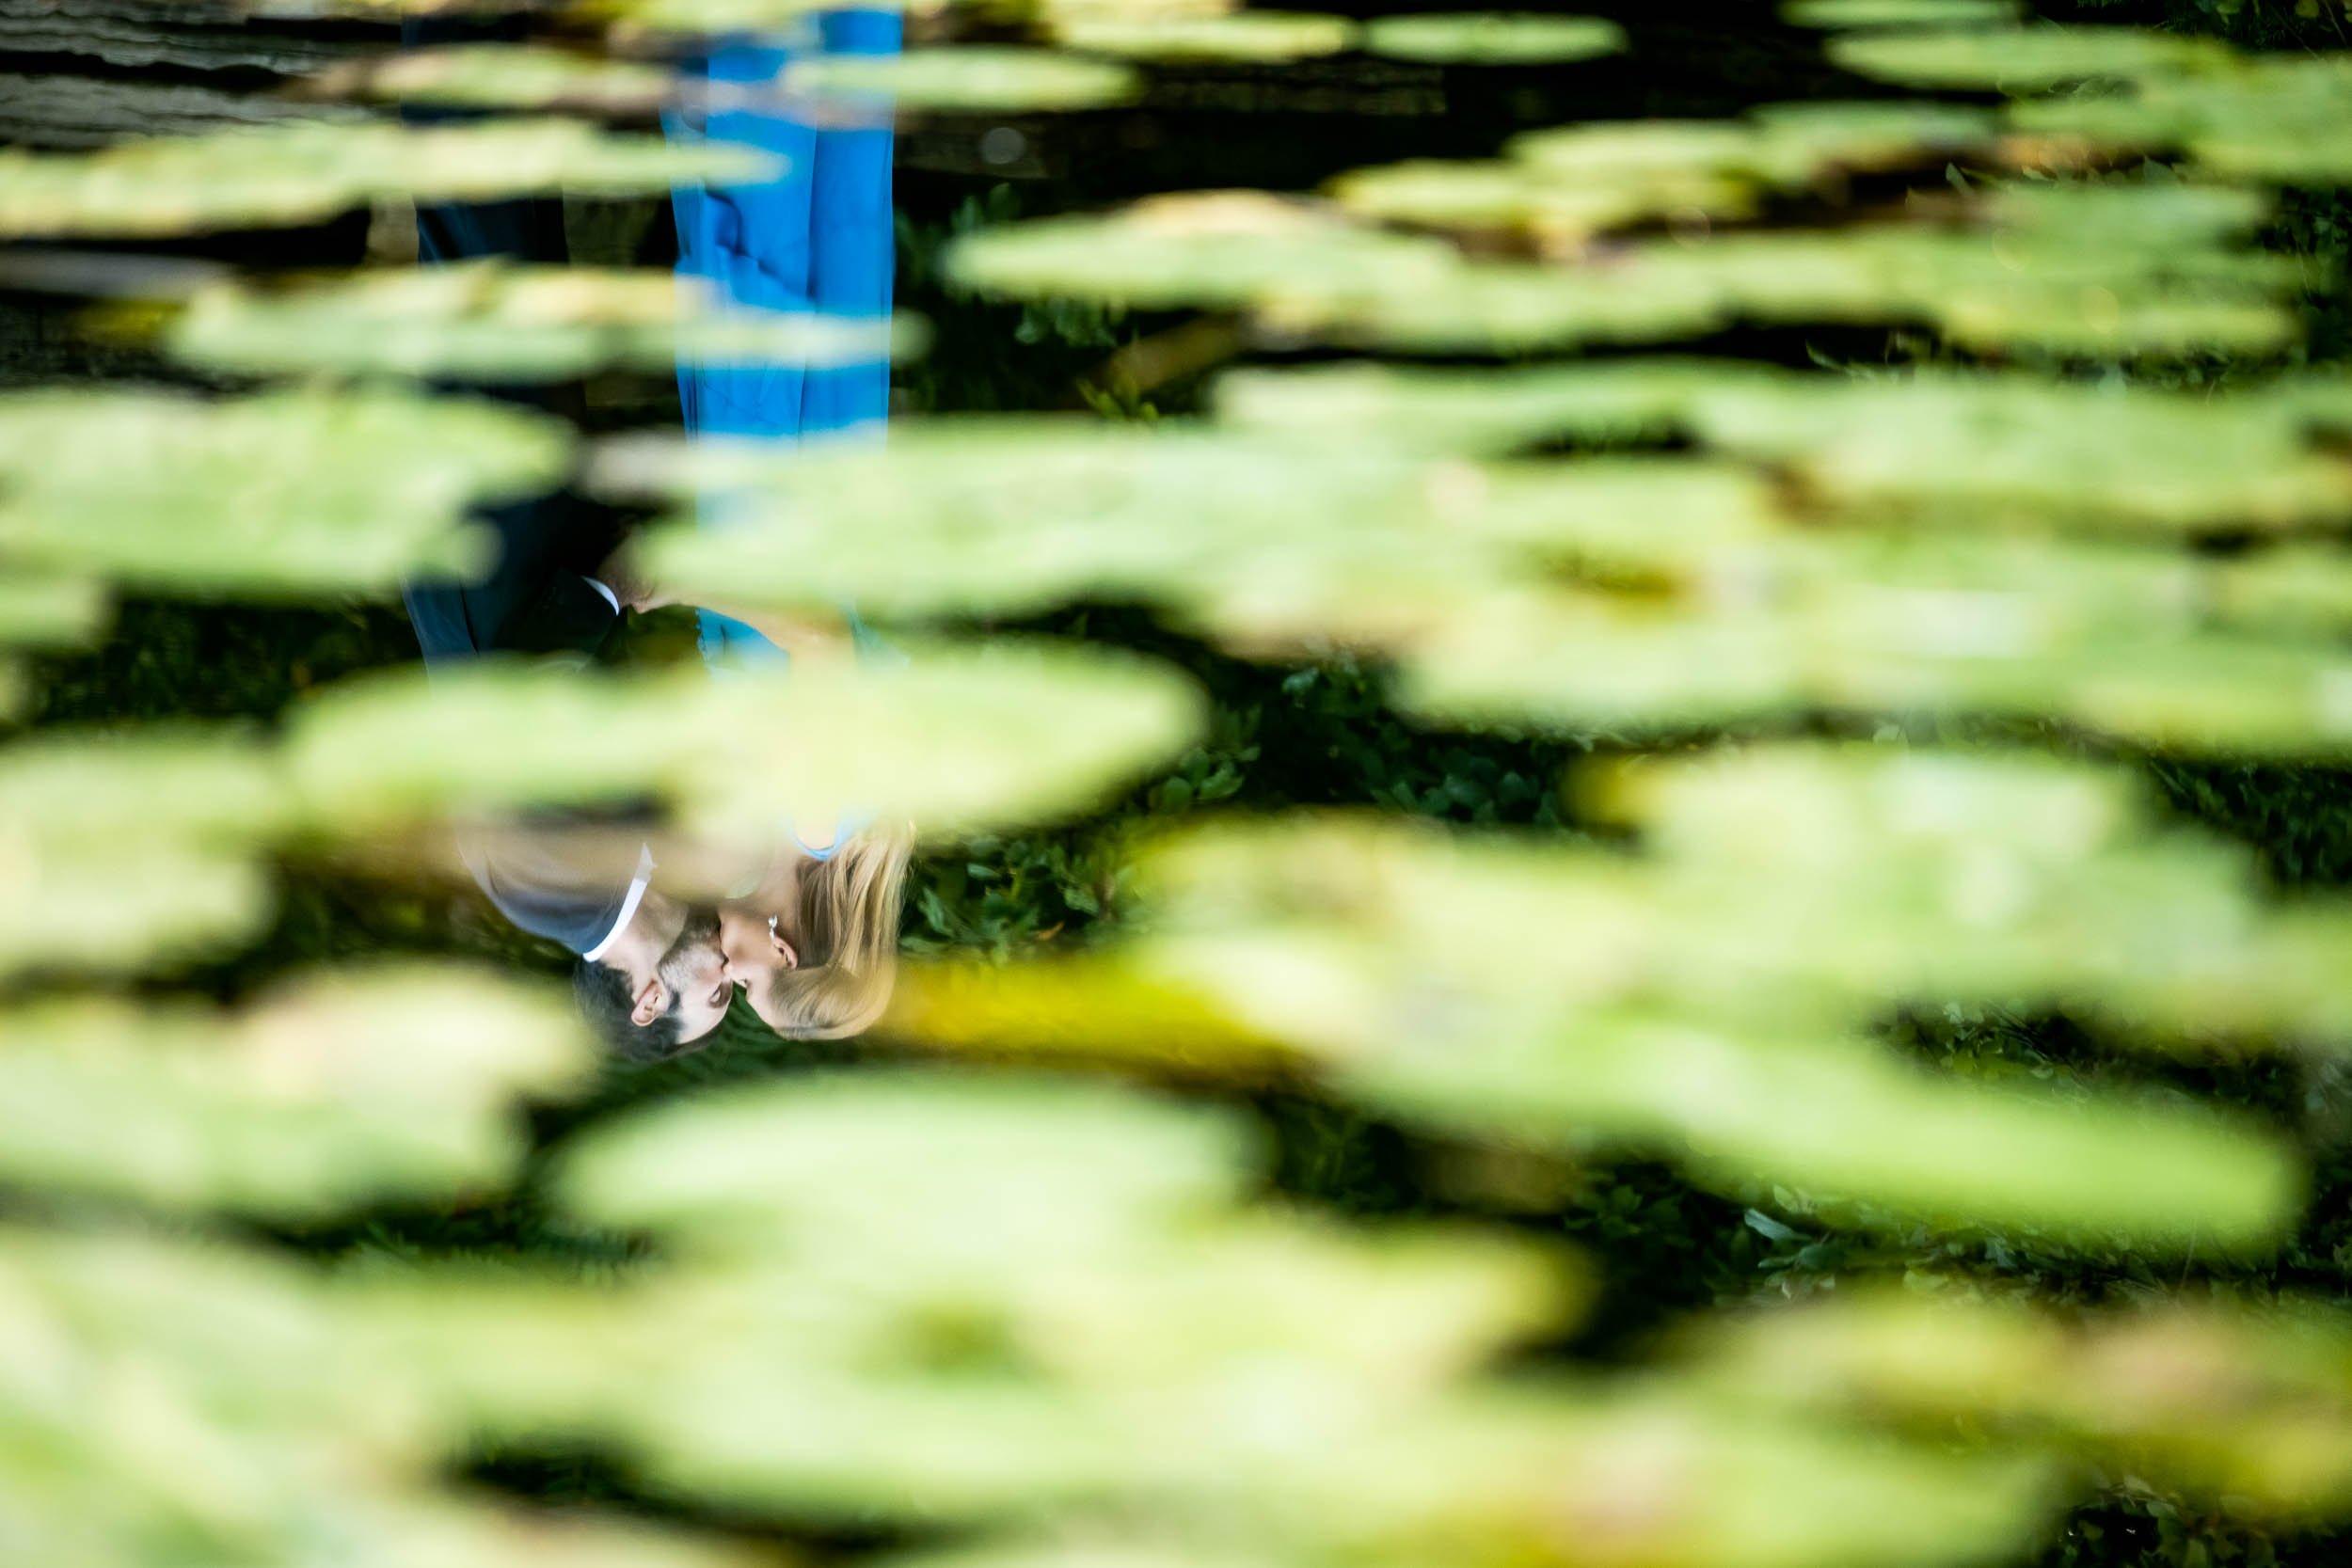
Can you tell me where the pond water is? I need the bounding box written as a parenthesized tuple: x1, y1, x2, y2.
(12, 4, 2352, 1566)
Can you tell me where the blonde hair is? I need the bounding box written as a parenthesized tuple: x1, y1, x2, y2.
(759, 825, 913, 1039)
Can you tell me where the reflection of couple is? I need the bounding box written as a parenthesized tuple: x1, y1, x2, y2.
(401, 12, 907, 1060)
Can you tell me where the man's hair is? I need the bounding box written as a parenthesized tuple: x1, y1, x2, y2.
(572, 957, 686, 1062)
(758, 827, 913, 1039)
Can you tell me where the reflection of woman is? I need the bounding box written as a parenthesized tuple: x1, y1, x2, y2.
(399, 11, 913, 1050)
(715, 830, 911, 1037)
(664, 13, 914, 1038)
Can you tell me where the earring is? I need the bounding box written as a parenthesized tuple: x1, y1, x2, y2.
(768, 915, 780, 935)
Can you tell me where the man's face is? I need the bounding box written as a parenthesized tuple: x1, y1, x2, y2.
(652, 902, 733, 1047)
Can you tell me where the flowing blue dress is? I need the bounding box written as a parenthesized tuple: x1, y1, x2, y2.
(667, 13, 900, 673)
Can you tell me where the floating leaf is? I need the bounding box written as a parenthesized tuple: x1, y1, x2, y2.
(947, 190, 1461, 309)
(1786, 0, 2022, 27)
(1055, 11, 1359, 61)
(2010, 56, 2352, 185)
(0, 733, 299, 977)
(0, 388, 564, 594)
(961, 179, 2296, 356)
(0, 968, 592, 1216)
(0, 119, 776, 239)
(168, 263, 909, 382)
(1830, 24, 2233, 92)
(788, 46, 1142, 111)
(1692, 1290, 2352, 1517)
(285, 641, 1205, 841)
(0, 573, 108, 648)
(1359, 13, 1625, 65)
(311, 43, 677, 113)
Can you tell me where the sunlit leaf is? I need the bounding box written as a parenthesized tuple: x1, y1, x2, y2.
(1359, 13, 1625, 65)
(0, 119, 776, 239)
(1054, 11, 1358, 61)
(2010, 55, 2352, 184)
(0, 732, 298, 977)
(1692, 1289, 2352, 1517)
(0, 387, 564, 594)
(557, 1069, 1254, 1255)
(0, 573, 108, 648)
(285, 641, 1205, 840)
(1830, 24, 2233, 91)
(0, 968, 592, 1216)
(311, 43, 677, 113)
(790, 46, 1142, 110)
(168, 263, 909, 382)
(1785, 0, 2022, 27)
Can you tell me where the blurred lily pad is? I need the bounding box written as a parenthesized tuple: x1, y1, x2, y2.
(311, 43, 677, 113)
(0, 968, 593, 1216)
(0, 573, 108, 648)
(1830, 24, 2234, 91)
(2010, 55, 2352, 185)
(1360, 13, 1625, 65)
(947, 190, 1460, 310)
(168, 263, 911, 382)
(959, 177, 2296, 356)
(0, 119, 776, 239)
(285, 641, 1205, 841)
(1054, 11, 1359, 60)
(1692, 1289, 2352, 1517)
(0, 387, 565, 594)
(1785, 0, 2022, 26)
(788, 46, 1142, 111)
(0, 732, 299, 978)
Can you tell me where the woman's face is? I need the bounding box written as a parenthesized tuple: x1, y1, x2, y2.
(717, 904, 798, 1001)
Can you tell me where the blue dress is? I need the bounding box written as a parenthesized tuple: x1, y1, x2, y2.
(666, 13, 900, 674)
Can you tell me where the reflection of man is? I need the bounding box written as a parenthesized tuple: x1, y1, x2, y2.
(399, 18, 734, 1058)
(403, 504, 737, 1059)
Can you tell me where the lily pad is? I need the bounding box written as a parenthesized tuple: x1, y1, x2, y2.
(168, 263, 910, 382)
(0, 968, 592, 1216)
(311, 43, 677, 114)
(1786, 0, 2022, 26)
(1360, 13, 1625, 66)
(1055, 11, 1359, 61)
(0, 387, 566, 594)
(0, 119, 776, 240)
(1830, 24, 2234, 92)
(284, 641, 1205, 841)
(0, 733, 298, 977)
(788, 46, 1142, 111)
(2010, 56, 2352, 185)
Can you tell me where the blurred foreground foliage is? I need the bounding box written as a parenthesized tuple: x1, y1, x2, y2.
(13, 4, 2352, 1568)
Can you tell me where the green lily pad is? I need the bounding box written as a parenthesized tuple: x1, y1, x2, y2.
(961, 176, 2296, 356)
(313, 43, 677, 113)
(285, 641, 1205, 841)
(1786, 0, 2023, 27)
(0, 573, 109, 648)
(0, 968, 592, 1216)
(788, 46, 1142, 111)
(1360, 13, 1625, 66)
(0, 731, 310, 980)
(946, 190, 1459, 311)
(2011, 56, 2352, 185)
(0, 119, 776, 240)
(168, 263, 911, 382)
(1694, 1290, 2352, 1517)
(1830, 24, 2235, 92)
(1055, 11, 1359, 61)
(0, 388, 565, 594)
